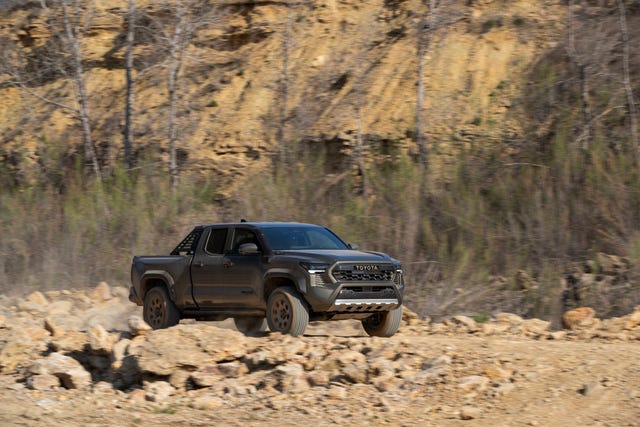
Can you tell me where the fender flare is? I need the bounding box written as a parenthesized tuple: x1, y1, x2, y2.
(264, 269, 308, 296)
(140, 270, 177, 301)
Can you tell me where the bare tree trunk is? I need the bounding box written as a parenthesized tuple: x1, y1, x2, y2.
(355, 98, 367, 198)
(568, 0, 591, 150)
(123, 0, 135, 171)
(276, 1, 292, 167)
(617, 0, 639, 160)
(168, 50, 180, 188)
(415, 0, 436, 171)
(60, 0, 101, 180)
(579, 64, 591, 148)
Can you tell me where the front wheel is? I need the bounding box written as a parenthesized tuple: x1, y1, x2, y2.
(362, 306, 403, 337)
(266, 287, 309, 336)
(143, 286, 180, 329)
(234, 316, 268, 335)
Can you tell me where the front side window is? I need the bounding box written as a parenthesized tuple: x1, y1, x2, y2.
(231, 228, 261, 252)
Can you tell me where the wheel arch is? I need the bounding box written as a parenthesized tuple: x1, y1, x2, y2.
(263, 274, 299, 301)
(140, 271, 176, 301)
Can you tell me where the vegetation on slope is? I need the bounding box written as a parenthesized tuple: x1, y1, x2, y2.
(1, 0, 640, 322)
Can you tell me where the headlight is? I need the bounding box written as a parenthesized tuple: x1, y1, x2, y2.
(300, 262, 329, 274)
(394, 263, 403, 274)
(394, 264, 404, 287)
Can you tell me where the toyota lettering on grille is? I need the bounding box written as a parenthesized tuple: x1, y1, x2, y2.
(353, 264, 380, 271)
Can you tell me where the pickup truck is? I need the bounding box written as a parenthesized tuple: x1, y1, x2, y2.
(129, 222, 404, 337)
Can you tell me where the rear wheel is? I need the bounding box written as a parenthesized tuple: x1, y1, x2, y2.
(362, 306, 403, 337)
(234, 316, 268, 335)
(143, 286, 180, 330)
(266, 287, 309, 336)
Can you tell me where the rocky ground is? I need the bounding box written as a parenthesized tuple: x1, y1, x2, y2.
(1, 283, 639, 426)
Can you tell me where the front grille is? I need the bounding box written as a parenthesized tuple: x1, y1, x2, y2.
(332, 270, 394, 282)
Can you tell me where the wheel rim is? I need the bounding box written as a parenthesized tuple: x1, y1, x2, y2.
(147, 292, 166, 328)
(270, 294, 292, 332)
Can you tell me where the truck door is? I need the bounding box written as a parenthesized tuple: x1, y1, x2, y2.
(190, 227, 229, 307)
(191, 227, 263, 308)
(217, 227, 264, 307)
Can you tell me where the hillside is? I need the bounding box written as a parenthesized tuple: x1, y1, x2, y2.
(0, 0, 568, 180)
(1, 0, 640, 323)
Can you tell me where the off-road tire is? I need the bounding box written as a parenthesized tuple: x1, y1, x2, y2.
(362, 306, 403, 337)
(234, 316, 268, 335)
(266, 287, 309, 336)
(143, 285, 180, 330)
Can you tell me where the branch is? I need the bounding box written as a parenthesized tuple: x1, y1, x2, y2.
(9, 80, 79, 115)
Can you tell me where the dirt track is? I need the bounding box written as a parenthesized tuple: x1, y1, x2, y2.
(1, 322, 639, 427)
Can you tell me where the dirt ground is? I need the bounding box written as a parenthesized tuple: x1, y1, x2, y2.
(1, 320, 639, 427)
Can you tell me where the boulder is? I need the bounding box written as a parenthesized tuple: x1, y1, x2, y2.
(128, 316, 152, 337)
(26, 291, 48, 306)
(27, 374, 60, 390)
(144, 380, 175, 402)
(522, 318, 550, 336)
(402, 307, 422, 326)
(90, 282, 112, 301)
(273, 363, 309, 392)
(16, 300, 47, 316)
(494, 312, 523, 325)
(0, 339, 49, 373)
(450, 315, 479, 332)
(49, 329, 88, 353)
(88, 324, 116, 354)
(29, 352, 92, 389)
(190, 365, 225, 388)
(562, 307, 598, 330)
(191, 393, 225, 410)
(136, 325, 247, 376)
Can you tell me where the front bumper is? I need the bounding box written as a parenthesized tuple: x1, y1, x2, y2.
(303, 263, 404, 313)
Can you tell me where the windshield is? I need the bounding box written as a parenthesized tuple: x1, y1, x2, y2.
(260, 226, 349, 250)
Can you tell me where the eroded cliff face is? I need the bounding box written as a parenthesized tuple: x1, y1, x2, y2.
(0, 0, 566, 182)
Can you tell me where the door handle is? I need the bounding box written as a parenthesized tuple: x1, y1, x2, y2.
(223, 259, 234, 268)
(194, 261, 204, 267)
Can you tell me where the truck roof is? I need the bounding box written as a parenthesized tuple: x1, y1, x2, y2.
(195, 222, 323, 229)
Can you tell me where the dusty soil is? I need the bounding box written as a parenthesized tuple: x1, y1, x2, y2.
(1, 320, 639, 427)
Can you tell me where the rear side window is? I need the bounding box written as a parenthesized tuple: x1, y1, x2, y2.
(205, 228, 228, 254)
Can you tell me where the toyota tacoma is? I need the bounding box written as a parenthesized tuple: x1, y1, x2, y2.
(129, 222, 404, 337)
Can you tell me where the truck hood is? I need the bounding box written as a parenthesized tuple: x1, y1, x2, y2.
(273, 249, 396, 264)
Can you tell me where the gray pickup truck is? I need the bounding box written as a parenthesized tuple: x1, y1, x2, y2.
(129, 222, 404, 337)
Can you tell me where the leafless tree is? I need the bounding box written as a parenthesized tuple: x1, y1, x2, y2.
(415, 0, 437, 171)
(144, 0, 221, 188)
(123, 0, 136, 171)
(0, 0, 102, 179)
(616, 0, 639, 161)
(567, 0, 592, 150)
(275, 1, 293, 167)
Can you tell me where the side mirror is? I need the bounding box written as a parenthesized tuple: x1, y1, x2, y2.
(239, 243, 260, 255)
(348, 243, 360, 250)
